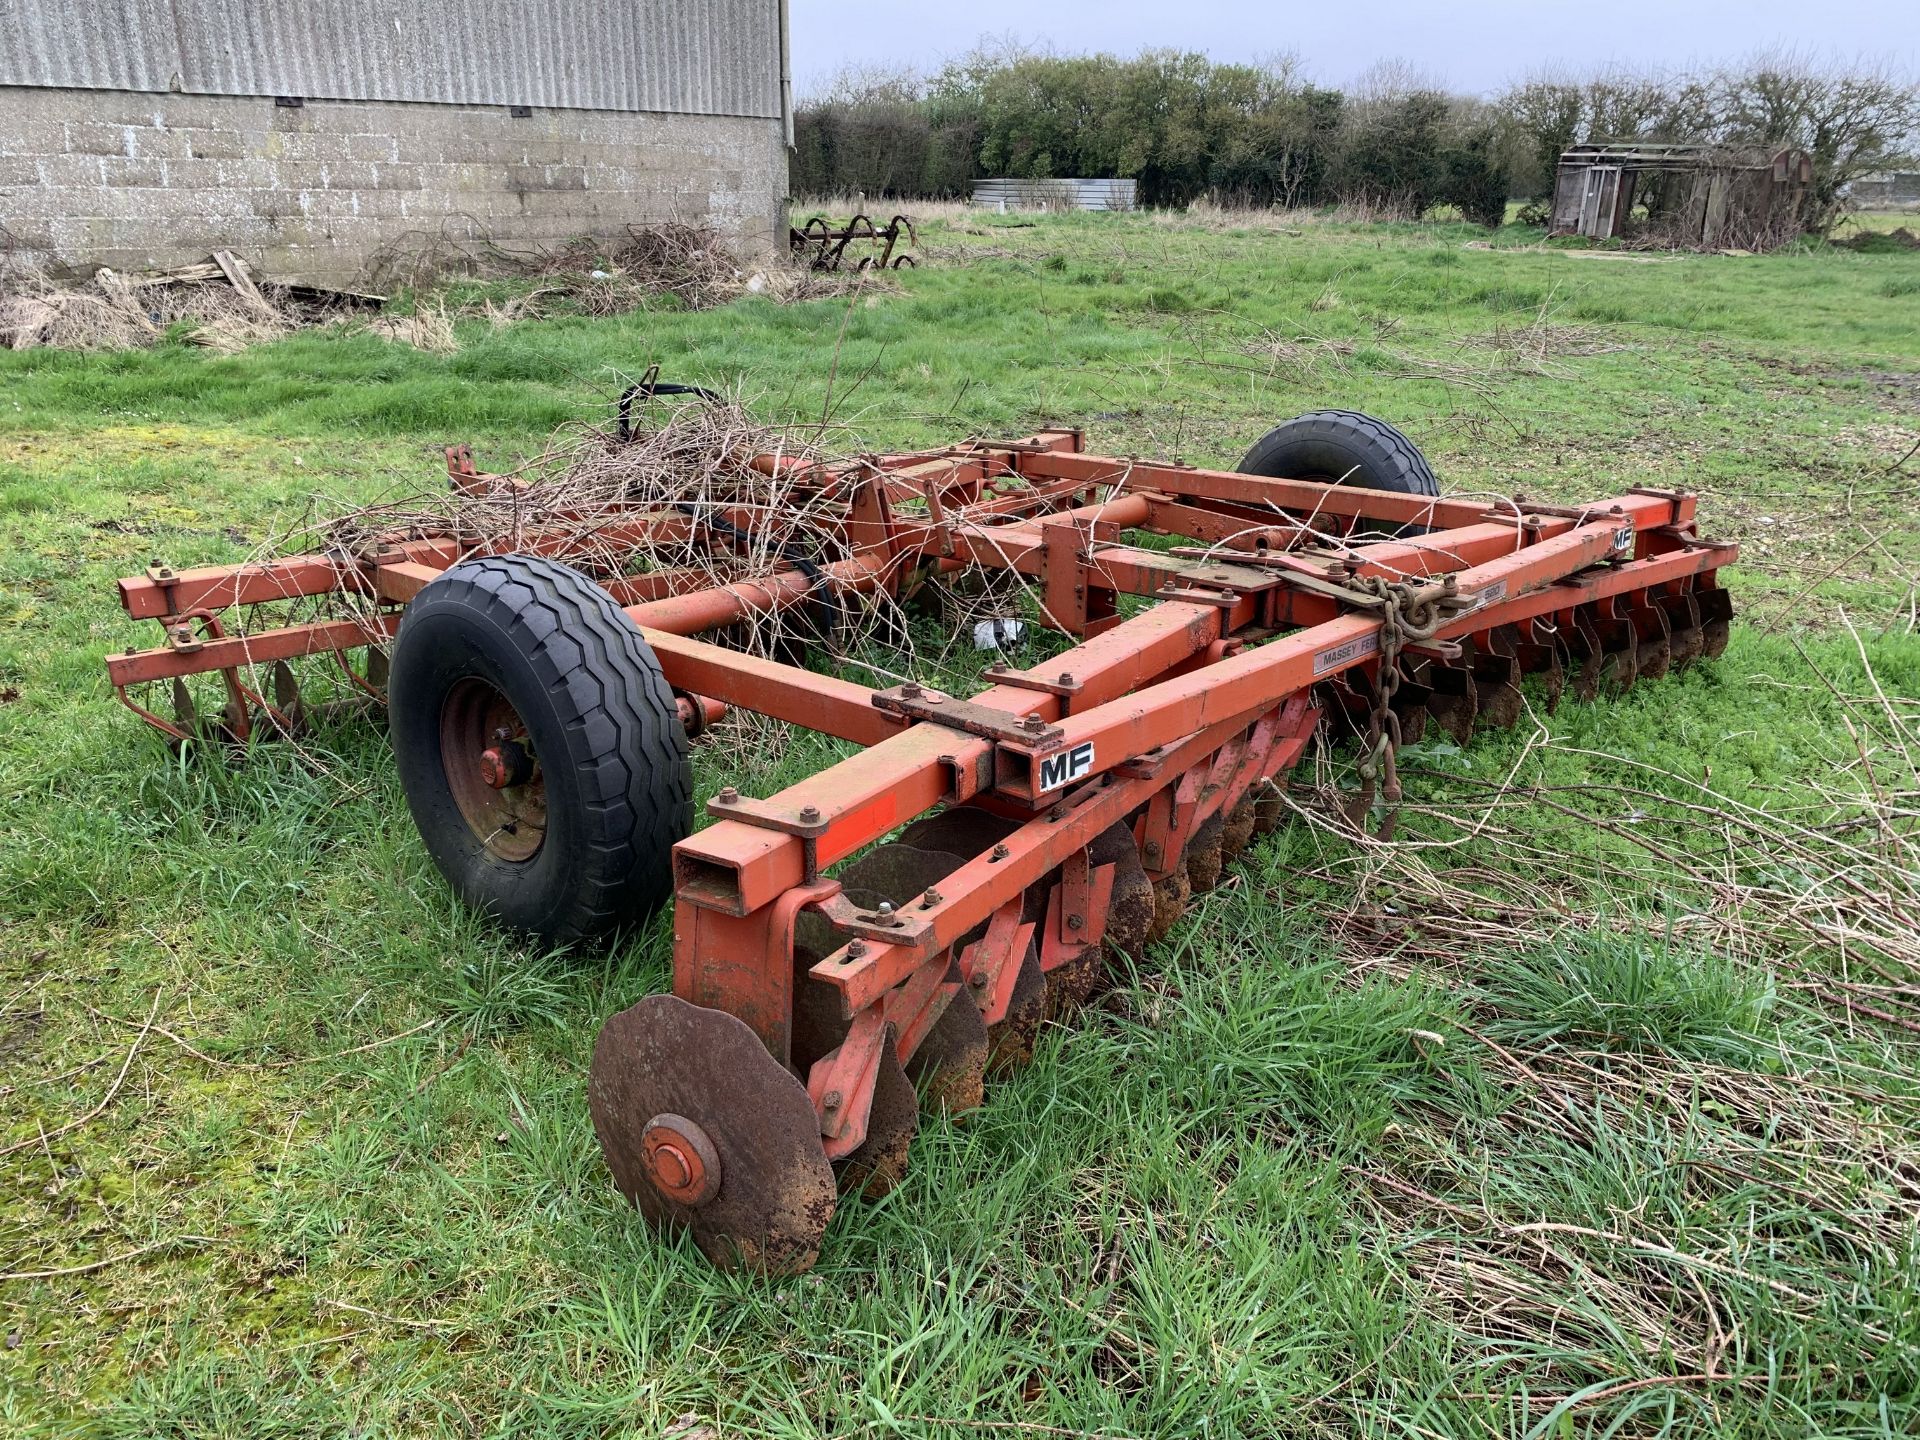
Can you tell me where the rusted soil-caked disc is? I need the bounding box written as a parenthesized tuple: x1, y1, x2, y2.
(838, 1030, 917, 1200)
(1098, 842, 1157, 960)
(1570, 610, 1606, 703)
(1697, 588, 1733, 659)
(848, 814, 1052, 1082)
(1390, 667, 1431, 746)
(988, 943, 1047, 1073)
(1594, 612, 1639, 693)
(1146, 867, 1191, 945)
(1635, 605, 1673, 683)
(1252, 777, 1287, 838)
(1220, 795, 1257, 860)
(1513, 634, 1568, 713)
(1040, 946, 1103, 1025)
(911, 990, 989, 1116)
(840, 829, 1005, 1056)
(1425, 663, 1479, 746)
(590, 994, 835, 1275)
(1186, 813, 1227, 895)
(1473, 633, 1525, 731)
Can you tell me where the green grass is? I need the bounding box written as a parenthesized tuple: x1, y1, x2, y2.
(3, 210, 1918, 1437)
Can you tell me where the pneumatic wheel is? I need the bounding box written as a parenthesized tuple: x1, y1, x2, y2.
(1237, 409, 1439, 534)
(388, 554, 692, 946)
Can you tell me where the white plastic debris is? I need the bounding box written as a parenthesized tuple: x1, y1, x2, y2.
(972, 617, 1024, 650)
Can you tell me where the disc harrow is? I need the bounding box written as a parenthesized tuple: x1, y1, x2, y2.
(102, 405, 1737, 1272)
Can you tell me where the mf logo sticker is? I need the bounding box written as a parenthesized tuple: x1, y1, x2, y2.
(1613, 524, 1635, 553)
(1037, 740, 1096, 793)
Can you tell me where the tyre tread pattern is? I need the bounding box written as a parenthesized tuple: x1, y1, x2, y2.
(395, 555, 690, 944)
(1236, 408, 1440, 496)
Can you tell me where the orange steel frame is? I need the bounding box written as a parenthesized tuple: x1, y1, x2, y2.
(106, 428, 1737, 1163)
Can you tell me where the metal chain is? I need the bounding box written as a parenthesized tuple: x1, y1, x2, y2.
(1349, 573, 1472, 837)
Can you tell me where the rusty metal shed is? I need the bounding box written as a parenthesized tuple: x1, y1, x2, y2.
(1550, 143, 1813, 250)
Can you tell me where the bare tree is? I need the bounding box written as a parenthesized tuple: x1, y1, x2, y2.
(1713, 50, 1920, 229)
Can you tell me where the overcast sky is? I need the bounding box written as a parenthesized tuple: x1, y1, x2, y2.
(788, 0, 1915, 97)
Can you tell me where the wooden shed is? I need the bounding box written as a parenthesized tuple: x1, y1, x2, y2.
(1550, 143, 1814, 250)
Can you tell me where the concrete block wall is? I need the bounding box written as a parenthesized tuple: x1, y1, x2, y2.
(0, 86, 788, 288)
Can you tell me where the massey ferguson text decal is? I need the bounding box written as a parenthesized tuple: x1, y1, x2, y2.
(1313, 631, 1379, 676)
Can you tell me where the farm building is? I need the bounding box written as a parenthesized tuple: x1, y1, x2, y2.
(0, 1, 793, 287)
(1850, 171, 1920, 207)
(1550, 142, 1813, 250)
(971, 178, 1138, 212)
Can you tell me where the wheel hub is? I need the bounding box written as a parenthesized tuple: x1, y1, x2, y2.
(639, 1113, 720, 1205)
(478, 741, 532, 790)
(439, 677, 546, 861)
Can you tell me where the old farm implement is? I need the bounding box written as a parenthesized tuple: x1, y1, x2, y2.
(789, 213, 918, 272)
(105, 407, 1735, 1272)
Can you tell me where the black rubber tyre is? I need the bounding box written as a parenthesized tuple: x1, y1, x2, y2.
(1236, 409, 1439, 498)
(389, 554, 691, 946)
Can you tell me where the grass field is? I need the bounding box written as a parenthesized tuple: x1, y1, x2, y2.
(3, 210, 1919, 1438)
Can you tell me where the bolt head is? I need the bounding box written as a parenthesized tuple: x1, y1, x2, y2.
(717, 786, 739, 803)
(823, 1090, 842, 1110)
(799, 804, 821, 822)
(970, 969, 989, 988)
(846, 940, 867, 958)
(877, 900, 894, 917)
(990, 843, 1010, 860)
(1057, 672, 1074, 686)
(1067, 914, 1084, 932)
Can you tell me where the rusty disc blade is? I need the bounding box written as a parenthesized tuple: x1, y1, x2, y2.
(1146, 867, 1191, 945)
(1633, 602, 1673, 683)
(838, 1029, 917, 1200)
(1099, 844, 1157, 959)
(1472, 637, 1524, 730)
(802, 810, 1022, 1102)
(1186, 812, 1227, 895)
(1425, 663, 1479, 746)
(911, 988, 988, 1116)
(987, 942, 1046, 1074)
(1662, 592, 1704, 671)
(1252, 778, 1287, 838)
(590, 994, 835, 1275)
(1697, 588, 1733, 659)
(1040, 945, 1103, 1025)
(1220, 794, 1257, 860)
(1570, 609, 1605, 702)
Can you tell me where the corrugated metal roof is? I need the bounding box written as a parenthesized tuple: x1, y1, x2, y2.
(972, 178, 1138, 212)
(0, 0, 782, 119)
